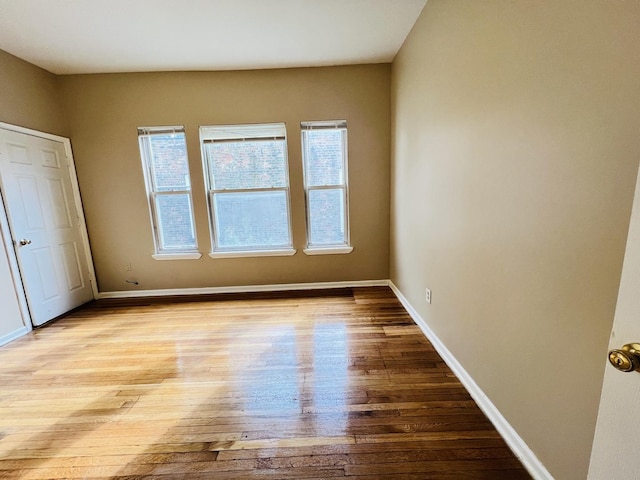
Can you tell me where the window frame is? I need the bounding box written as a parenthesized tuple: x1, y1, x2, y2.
(301, 120, 353, 255)
(137, 126, 201, 260)
(200, 122, 296, 258)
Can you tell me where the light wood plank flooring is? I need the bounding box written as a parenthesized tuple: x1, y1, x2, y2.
(0, 287, 531, 479)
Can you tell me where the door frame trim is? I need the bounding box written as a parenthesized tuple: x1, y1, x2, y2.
(0, 122, 99, 325)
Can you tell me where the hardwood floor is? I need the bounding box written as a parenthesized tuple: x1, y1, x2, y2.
(0, 287, 532, 479)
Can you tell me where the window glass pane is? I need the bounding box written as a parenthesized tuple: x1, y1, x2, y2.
(213, 191, 290, 249)
(304, 130, 344, 187)
(148, 133, 191, 192)
(206, 140, 287, 190)
(308, 188, 345, 246)
(155, 194, 197, 250)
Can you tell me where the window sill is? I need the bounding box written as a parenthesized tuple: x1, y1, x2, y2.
(303, 246, 353, 256)
(152, 252, 203, 261)
(209, 248, 297, 259)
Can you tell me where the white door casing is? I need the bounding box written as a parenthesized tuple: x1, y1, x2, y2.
(0, 124, 96, 327)
(588, 162, 640, 478)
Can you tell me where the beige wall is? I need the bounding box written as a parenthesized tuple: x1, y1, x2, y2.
(59, 65, 391, 292)
(0, 49, 68, 136)
(391, 1, 640, 479)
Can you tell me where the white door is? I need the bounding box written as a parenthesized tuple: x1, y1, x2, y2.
(0, 127, 94, 327)
(588, 163, 640, 478)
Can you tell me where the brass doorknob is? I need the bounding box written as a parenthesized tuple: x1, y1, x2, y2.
(608, 343, 640, 372)
(18, 239, 32, 246)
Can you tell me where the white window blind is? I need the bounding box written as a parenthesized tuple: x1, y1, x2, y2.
(200, 123, 294, 255)
(301, 120, 351, 251)
(201, 123, 287, 142)
(138, 126, 198, 256)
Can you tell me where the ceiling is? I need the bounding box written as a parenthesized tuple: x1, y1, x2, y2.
(0, 0, 427, 75)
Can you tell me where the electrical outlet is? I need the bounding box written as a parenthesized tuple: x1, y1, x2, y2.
(125, 263, 132, 271)
(425, 287, 432, 304)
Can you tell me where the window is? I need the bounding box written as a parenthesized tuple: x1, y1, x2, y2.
(138, 126, 200, 260)
(200, 123, 295, 257)
(301, 120, 352, 254)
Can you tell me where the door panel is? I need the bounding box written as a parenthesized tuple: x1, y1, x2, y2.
(0, 214, 27, 340)
(32, 246, 60, 300)
(7, 142, 30, 165)
(588, 165, 640, 478)
(60, 241, 84, 291)
(0, 128, 94, 326)
(40, 148, 60, 168)
(17, 175, 46, 229)
(48, 178, 73, 228)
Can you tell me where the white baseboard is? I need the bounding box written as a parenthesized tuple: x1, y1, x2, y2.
(0, 326, 29, 347)
(97, 279, 389, 299)
(388, 281, 554, 480)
